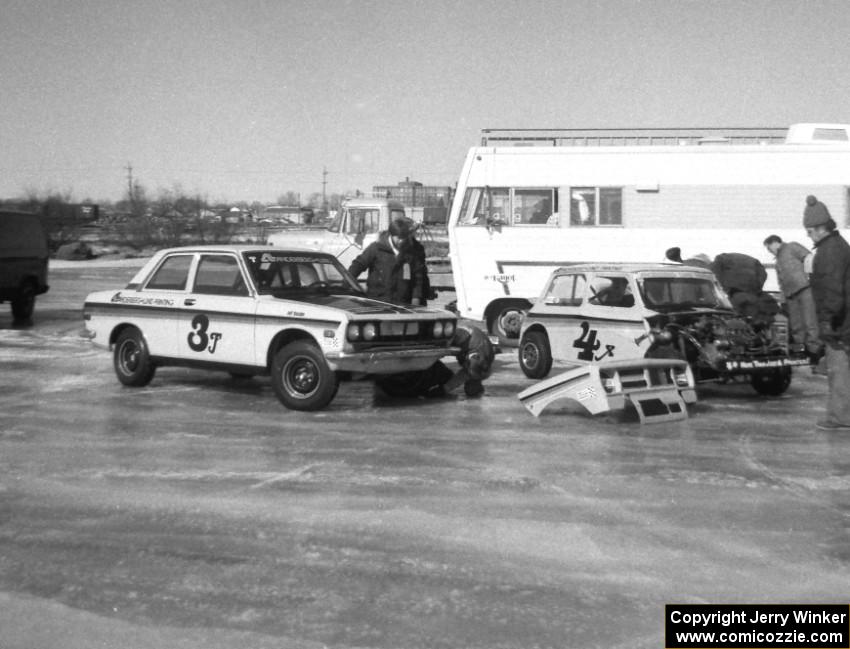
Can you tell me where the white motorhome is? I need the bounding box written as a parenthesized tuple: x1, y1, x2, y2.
(447, 123, 850, 341)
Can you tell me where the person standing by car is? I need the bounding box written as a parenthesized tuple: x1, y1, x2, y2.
(348, 218, 426, 306)
(803, 195, 850, 430)
(763, 234, 821, 360)
(403, 219, 436, 306)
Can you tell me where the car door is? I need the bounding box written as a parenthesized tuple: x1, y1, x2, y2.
(176, 253, 258, 366)
(580, 273, 644, 362)
(134, 252, 194, 358)
(538, 272, 591, 364)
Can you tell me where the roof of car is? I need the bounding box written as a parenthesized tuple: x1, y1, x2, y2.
(552, 262, 714, 275)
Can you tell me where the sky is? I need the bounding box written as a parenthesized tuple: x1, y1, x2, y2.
(2, 0, 849, 205)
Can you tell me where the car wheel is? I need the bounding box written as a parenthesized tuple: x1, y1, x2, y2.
(488, 305, 525, 343)
(271, 341, 339, 411)
(750, 368, 792, 396)
(11, 281, 36, 321)
(519, 330, 552, 379)
(113, 328, 156, 387)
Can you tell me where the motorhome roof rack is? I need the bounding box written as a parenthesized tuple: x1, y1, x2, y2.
(480, 127, 788, 147)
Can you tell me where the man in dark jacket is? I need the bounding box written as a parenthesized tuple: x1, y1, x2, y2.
(711, 251, 778, 326)
(348, 218, 426, 305)
(803, 195, 850, 430)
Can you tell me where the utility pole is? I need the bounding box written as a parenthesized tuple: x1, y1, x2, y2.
(322, 166, 328, 213)
(125, 162, 134, 201)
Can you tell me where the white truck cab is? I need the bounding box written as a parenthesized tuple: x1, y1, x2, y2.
(266, 198, 408, 269)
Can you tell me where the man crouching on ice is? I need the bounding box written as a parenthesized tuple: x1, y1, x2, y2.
(376, 324, 496, 399)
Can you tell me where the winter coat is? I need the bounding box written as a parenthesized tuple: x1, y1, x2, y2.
(348, 232, 426, 305)
(407, 236, 432, 305)
(810, 231, 850, 345)
(712, 253, 767, 295)
(774, 241, 811, 298)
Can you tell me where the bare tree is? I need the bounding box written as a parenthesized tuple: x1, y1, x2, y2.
(275, 191, 300, 206)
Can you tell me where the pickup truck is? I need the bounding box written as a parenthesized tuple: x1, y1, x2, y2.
(266, 197, 408, 270)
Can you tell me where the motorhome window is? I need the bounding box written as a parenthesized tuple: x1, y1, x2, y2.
(457, 187, 510, 226)
(544, 274, 585, 306)
(513, 189, 556, 225)
(813, 128, 848, 141)
(599, 188, 623, 225)
(570, 187, 623, 226)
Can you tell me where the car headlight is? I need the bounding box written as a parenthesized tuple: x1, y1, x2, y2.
(443, 320, 455, 338)
(363, 323, 378, 341)
(432, 321, 444, 338)
(347, 323, 361, 341)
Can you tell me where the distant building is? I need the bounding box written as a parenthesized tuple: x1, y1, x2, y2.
(372, 177, 451, 207)
(372, 177, 453, 225)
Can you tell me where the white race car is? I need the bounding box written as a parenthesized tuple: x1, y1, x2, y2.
(83, 246, 458, 410)
(518, 263, 809, 396)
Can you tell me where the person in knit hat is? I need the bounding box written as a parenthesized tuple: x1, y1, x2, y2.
(803, 195, 850, 430)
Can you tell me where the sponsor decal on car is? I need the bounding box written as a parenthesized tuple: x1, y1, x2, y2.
(110, 291, 174, 307)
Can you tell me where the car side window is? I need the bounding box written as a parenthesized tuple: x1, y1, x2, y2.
(544, 274, 585, 306)
(588, 275, 635, 308)
(145, 254, 193, 291)
(193, 255, 248, 296)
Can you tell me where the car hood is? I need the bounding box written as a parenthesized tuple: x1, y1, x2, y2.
(647, 306, 736, 321)
(270, 293, 446, 316)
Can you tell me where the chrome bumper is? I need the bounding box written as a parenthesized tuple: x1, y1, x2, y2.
(326, 346, 461, 373)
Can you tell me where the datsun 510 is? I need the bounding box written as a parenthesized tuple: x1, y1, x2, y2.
(83, 246, 459, 411)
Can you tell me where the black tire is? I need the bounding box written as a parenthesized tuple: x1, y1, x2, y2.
(11, 282, 36, 321)
(750, 368, 792, 396)
(519, 330, 552, 379)
(113, 328, 156, 387)
(271, 341, 338, 411)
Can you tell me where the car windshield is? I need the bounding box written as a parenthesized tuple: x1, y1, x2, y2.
(243, 251, 364, 296)
(638, 276, 732, 311)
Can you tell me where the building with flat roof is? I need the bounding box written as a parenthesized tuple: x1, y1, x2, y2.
(372, 177, 452, 208)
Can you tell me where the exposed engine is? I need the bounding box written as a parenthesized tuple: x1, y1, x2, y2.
(645, 309, 792, 378)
